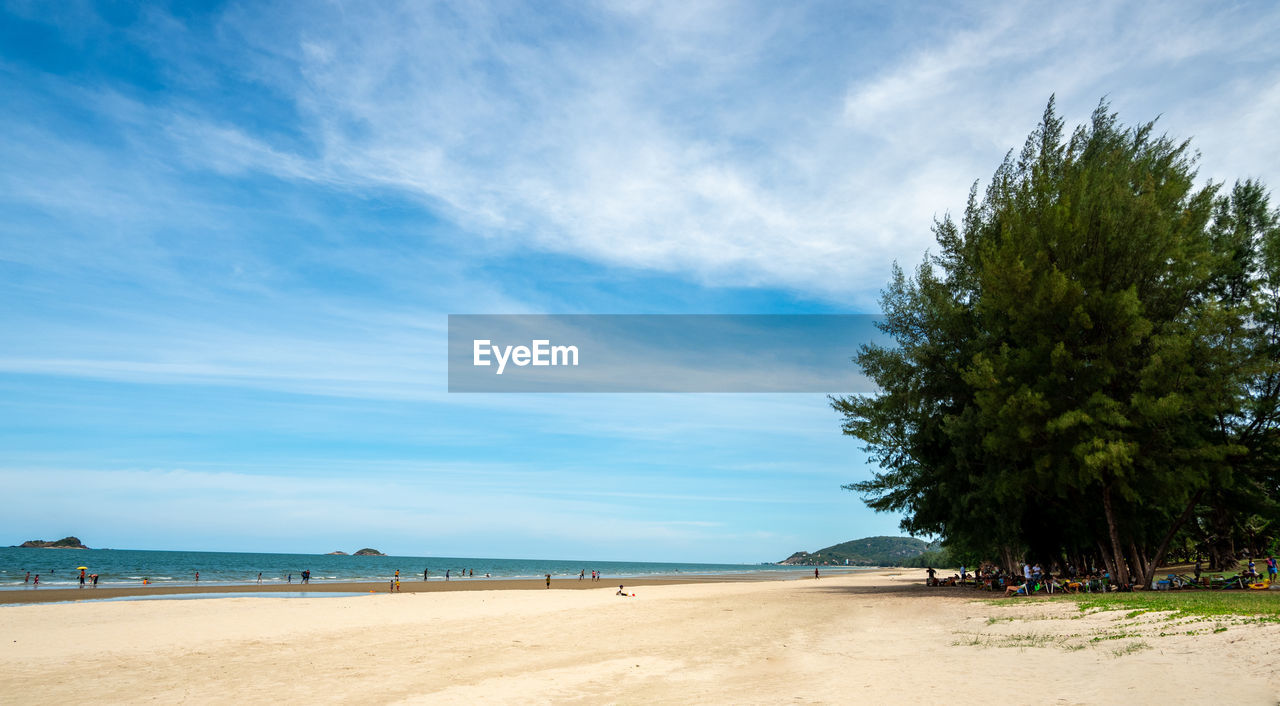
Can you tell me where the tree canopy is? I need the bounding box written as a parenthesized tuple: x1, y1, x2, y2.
(834, 98, 1280, 586)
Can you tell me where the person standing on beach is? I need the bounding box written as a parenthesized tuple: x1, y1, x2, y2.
(424, 568, 429, 581)
(257, 572, 262, 584)
(579, 569, 585, 581)
(445, 569, 450, 581)
(195, 571, 199, 582)
(79, 569, 86, 588)
(814, 568, 819, 579)
(24, 571, 29, 584)
(545, 574, 551, 588)
(91, 574, 98, 587)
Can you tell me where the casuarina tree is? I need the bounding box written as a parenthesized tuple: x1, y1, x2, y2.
(835, 98, 1280, 587)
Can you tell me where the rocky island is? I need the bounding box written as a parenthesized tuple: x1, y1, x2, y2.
(352, 548, 385, 556)
(15, 536, 90, 549)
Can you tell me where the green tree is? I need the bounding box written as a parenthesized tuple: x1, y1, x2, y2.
(836, 98, 1279, 587)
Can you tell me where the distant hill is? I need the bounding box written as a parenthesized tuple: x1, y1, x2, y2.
(16, 536, 90, 549)
(352, 548, 385, 556)
(778, 536, 935, 566)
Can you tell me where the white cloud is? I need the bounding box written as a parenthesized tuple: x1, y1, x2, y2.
(118, 0, 1266, 305)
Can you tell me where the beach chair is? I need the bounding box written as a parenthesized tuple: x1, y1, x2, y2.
(1173, 574, 1205, 589)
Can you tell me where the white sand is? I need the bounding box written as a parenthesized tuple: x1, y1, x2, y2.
(2, 570, 1277, 704)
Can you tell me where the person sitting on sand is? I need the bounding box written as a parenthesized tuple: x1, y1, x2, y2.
(616, 585, 629, 596)
(926, 567, 936, 586)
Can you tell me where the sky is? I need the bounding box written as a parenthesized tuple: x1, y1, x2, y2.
(1, 0, 1278, 562)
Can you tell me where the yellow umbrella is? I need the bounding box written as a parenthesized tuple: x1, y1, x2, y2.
(76, 566, 88, 570)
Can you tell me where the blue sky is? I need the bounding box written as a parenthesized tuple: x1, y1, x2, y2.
(2, 1, 1278, 562)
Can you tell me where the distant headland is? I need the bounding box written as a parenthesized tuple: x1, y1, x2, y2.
(326, 548, 386, 556)
(14, 536, 90, 549)
(778, 536, 940, 567)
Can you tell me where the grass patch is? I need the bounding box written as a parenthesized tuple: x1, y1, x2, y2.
(1111, 641, 1149, 657)
(1066, 591, 1280, 621)
(953, 632, 1065, 649)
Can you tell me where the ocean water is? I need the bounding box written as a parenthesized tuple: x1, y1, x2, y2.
(0, 547, 843, 589)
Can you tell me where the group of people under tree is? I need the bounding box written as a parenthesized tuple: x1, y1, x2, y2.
(926, 553, 1277, 594)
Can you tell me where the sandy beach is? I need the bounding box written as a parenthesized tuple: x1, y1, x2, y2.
(2, 569, 1278, 704)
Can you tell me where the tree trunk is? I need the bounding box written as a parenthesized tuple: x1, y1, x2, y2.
(1097, 539, 1116, 580)
(1000, 547, 1017, 577)
(1101, 484, 1131, 587)
(1127, 541, 1148, 588)
(1139, 489, 1205, 587)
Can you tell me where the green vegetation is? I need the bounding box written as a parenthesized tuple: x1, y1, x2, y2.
(1068, 591, 1280, 621)
(834, 97, 1280, 587)
(958, 590, 1277, 658)
(779, 535, 935, 566)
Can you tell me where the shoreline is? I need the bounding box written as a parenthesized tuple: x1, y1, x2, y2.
(0, 569, 854, 605)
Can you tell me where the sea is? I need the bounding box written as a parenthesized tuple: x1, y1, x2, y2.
(0, 547, 843, 589)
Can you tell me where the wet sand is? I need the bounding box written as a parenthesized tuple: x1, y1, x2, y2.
(0, 570, 828, 605)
